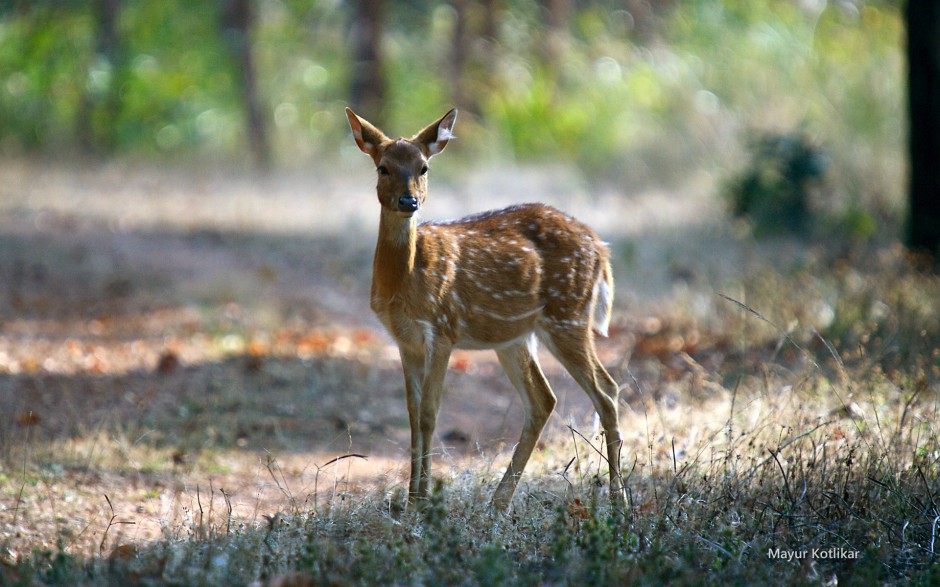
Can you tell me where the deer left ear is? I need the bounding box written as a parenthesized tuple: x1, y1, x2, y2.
(413, 109, 458, 157)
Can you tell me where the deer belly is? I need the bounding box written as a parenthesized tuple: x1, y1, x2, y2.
(453, 306, 543, 350)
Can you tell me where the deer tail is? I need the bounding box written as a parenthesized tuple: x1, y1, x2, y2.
(591, 256, 614, 338)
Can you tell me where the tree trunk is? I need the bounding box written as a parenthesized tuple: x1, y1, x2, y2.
(482, 0, 499, 47)
(223, 0, 270, 169)
(450, 0, 500, 115)
(539, 0, 570, 79)
(906, 0, 940, 257)
(349, 0, 386, 123)
(452, 0, 469, 111)
(77, 0, 124, 154)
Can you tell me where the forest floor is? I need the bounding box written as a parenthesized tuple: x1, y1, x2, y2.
(0, 157, 937, 585)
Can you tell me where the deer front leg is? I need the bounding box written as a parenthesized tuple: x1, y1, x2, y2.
(399, 347, 425, 505)
(417, 336, 453, 501)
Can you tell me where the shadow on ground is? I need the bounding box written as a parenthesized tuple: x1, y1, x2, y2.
(0, 213, 712, 466)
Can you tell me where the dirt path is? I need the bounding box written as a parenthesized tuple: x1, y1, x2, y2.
(0, 158, 731, 555)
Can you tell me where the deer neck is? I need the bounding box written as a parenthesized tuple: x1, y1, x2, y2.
(372, 208, 418, 302)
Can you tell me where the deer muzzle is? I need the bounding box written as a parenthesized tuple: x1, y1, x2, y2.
(398, 195, 419, 213)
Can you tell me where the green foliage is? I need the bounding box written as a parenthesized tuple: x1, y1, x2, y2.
(0, 0, 347, 159)
(0, 7, 92, 150)
(726, 131, 829, 235)
(671, 0, 904, 211)
(0, 0, 903, 200)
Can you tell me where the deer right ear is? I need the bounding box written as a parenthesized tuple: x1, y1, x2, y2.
(345, 108, 388, 158)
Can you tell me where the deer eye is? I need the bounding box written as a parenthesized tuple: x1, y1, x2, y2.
(378, 165, 390, 176)
(419, 164, 428, 176)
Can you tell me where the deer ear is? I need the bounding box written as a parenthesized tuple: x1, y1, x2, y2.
(413, 109, 457, 157)
(345, 107, 388, 158)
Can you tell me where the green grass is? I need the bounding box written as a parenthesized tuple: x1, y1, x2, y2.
(4, 400, 937, 586)
(3, 290, 938, 586)
(1, 183, 939, 584)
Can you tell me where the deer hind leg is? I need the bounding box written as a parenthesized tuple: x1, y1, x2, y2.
(492, 335, 557, 511)
(541, 327, 624, 502)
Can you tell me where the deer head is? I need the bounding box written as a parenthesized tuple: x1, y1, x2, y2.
(345, 108, 457, 216)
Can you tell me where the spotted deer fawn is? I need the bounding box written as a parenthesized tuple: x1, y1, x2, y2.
(345, 107, 623, 511)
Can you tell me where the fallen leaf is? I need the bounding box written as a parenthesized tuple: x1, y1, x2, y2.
(450, 353, 472, 372)
(156, 352, 180, 374)
(243, 355, 264, 374)
(16, 411, 41, 427)
(247, 340, 269, 356)
(567, 498, 589, 520)
(108, 544, 138, 562)
(296, 332, 330, 357)
(351, 329, 376, 345)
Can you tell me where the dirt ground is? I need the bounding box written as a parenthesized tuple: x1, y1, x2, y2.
(0, 156, 750, 556)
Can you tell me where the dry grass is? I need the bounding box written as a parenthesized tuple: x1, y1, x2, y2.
(0, 159, 937, 585)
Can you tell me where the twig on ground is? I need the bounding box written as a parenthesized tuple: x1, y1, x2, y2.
(100, 494, 135, 555)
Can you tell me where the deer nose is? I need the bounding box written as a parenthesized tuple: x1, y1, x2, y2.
(398, 195, 419, 213)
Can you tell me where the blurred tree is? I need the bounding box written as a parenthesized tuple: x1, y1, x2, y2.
(906, 0, 940, 257)
(450, 0, 499, 115)
(76, 0, 125, 154)
(481, 0, 499, 57)
(539, 0, 571, 82)
(625, 0, 676, 44)
(349, 0, 386, 123)
(222, 0, 270, 168)
(452, 0, 470, 111)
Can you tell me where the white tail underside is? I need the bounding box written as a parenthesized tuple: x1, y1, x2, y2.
(591, 266, 613, 338)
